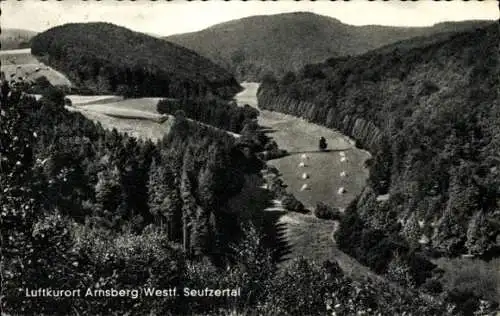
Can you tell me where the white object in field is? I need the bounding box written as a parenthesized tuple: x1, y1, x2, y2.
(301, 172, 309, 180)
(300, 183, 309, 191)
(418, 220, 425, 228)
(340, 171, 347, 177)
(337, 187, 346, 194)
(298, 161, 306, 167)
(339, 151, 346, 157)
(260, 183, 269, 189)
(376, 194, 390, 202)
(418, 234, 430, 245)
(340, 156, 347, 162)
(301, 154, 309, 160)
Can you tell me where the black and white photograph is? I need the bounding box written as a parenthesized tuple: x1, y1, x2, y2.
(0, 0, 499, 315)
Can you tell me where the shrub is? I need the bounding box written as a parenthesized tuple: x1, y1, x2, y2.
(314, 202, 341, 220)
(282, 193, 306, 213)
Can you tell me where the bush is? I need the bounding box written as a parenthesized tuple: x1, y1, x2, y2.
(314, 202, 341, 220)
(282, 193, 306, 213)
(446, 290, 481, 316)
(64, 97, 72, 106)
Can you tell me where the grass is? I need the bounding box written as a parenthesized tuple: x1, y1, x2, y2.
(67, 105, 173, 141)
(67, 95, 123, 106)
(82, 98, 163, 113)
(80, 101, 162, 119)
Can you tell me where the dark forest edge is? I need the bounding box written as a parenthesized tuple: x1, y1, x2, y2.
(2, 69, 486, 315)
(257, 23, 499, 312)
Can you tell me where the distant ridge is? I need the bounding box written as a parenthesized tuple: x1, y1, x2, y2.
(165, 12, 494, 80)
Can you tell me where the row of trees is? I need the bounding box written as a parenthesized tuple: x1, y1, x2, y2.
(157, 97, 259, 134)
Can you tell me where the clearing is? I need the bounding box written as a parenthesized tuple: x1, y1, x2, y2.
(0, 48, 72, 86)
(67, 97, 172, 141)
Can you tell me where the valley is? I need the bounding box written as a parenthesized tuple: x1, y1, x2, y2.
(1, 4, 498, 314)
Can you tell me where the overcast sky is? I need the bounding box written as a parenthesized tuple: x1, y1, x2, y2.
(2, 0, 498, 36)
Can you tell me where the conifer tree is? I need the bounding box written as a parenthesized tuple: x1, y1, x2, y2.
(95, 164, 122, 228)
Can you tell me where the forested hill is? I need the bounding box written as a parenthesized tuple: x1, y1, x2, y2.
(166, 12, 493, 80)
(0, 28, 37, 50)
(30, 23, 241, 98)
(258, 24, 500, 263)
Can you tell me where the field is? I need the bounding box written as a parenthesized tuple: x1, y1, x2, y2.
(236, 83, 371, 210)
(66, 95, 123, 106)
(67, 97, 173, 141)
(0, 48, 72, 86)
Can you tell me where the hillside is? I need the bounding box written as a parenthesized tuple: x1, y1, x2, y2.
(166, 12, 493, 80)
(0, 28, 37, 50)
(30, 23, 241, 98)
(0, 49, 73, 88)
(258, 23, 499, 269)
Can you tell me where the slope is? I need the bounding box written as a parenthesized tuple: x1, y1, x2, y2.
(0, 48, 72, 87)
(30, 22, 241, 98)
(166, 12, 493, 80)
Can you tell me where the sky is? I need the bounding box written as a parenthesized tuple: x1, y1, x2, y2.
(2, 0, 498, 36)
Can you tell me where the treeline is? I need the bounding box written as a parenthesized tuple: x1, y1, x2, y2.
(1, 83, 464, 315)
(30, 22, 241, 99)
(157, 97, 259, 134)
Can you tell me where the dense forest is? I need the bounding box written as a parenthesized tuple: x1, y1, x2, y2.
(1, 78, 472, 315)
(258, 23, 499, 303)
(167, 12, 492, 81)
(157, 97, 259, 134)
(30, 23, 241, 98)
